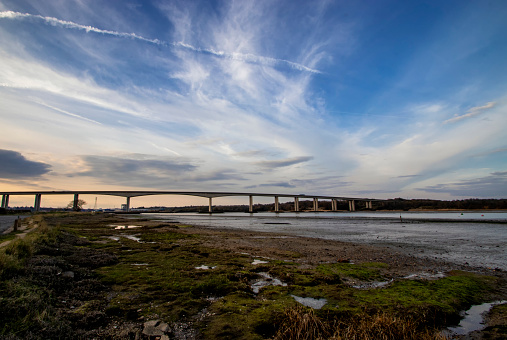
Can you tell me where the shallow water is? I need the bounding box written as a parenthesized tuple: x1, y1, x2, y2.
(110, 225, 142, 230)
(251, 272, 287, 293)
(447, 301, 507, 335)
(291, 295, 327, 309)
(142, 212, 507, 270)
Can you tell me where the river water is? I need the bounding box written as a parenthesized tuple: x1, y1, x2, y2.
(142, 211, 507, 271)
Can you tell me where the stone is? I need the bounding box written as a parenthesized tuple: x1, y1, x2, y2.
(144, 320, 160, 328)
(142, 325, 164, 336)
(62, 271, 74, 278)
(157, 321, 170, 333)
(143, 320, 170, 337)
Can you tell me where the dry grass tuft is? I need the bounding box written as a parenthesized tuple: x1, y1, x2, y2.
(274, 305, 330, 340)
(275, 306, 448, 340)
(331, 312, 448, 340)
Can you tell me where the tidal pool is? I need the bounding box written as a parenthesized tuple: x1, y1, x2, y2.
(447, 300, 507, 335)
(291, 295, 327, 309)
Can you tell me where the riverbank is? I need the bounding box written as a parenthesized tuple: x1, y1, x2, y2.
(1, 213, 506, 339)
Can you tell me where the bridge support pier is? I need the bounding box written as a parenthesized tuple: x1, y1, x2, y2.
(294, 197, 299, 212)
(313, 198, 318, 212)
(34, 194, 41, 212)
(274, 196, 279, 212)
(1, 194, 9, 209)
(125, 197, 130, 212)
(249, 195, 253, 213)
(331, 199, 337, 211)
(348, 200, 355, 212)
(73, 194, 79, 211)
(208, 197, 213, 213)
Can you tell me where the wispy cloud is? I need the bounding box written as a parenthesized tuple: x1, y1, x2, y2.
(443, 102, 495, 124)
(418, 171, 507, 198)
(74, 154, 197, 177)
(68, 154, 248, 189)
(254, 156, 314, 169)
(174, 42, 321, 73)
(258, 182, 296, 188)
(0, 11, 320, 74)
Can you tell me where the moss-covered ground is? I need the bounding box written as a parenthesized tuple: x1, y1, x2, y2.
(0, 213, 505, 339)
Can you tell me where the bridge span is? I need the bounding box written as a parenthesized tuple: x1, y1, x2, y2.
(0, 190, 380, 213)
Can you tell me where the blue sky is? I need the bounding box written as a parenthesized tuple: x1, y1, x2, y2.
(1, 0, 506, 207)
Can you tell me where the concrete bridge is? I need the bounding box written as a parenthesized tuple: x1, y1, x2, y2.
(0, 190, 378, 213)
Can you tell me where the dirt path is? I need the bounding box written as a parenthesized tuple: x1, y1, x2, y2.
(0, 217, 37, 248)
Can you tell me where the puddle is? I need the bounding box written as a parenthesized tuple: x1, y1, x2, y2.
(195, 265, 216, 270)
(404, 272, 446, 280)
(110, 225, 143, 230)
(352, 280, 393, 289)
(291, 295, 327, 309)
(251, 272, 287, 293)
(447, 300, 507, 336)
(252, 259, 269, 265)
(121, 234, 143, 242)
(104, 236, 120, 241)
(352, 272, 445, 289)
(118, 234, 157, 244)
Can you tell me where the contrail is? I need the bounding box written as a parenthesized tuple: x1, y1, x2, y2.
(174, 42, 321, 74)
(36, 101, 103, 125)
(0, 11, 321, 74)
(0, 11, 163, 44)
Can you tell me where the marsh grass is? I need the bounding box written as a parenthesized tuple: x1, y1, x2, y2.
(0, 219, 73, 337)
(1, 213, 503, 339)
(274, 305, 330, 340)
(274, 305, 448, 340)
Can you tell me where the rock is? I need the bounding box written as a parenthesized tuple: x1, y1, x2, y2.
(144, 320, 160, 328)
(157, 321, 170, 333)
(143, 325, 164, 336)
(62, 271, 75, 278)
(143, 320, 170, 336)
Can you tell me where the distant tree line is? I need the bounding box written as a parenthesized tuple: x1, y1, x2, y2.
(137, 198, 507, 213)
(378, 198, 507, 211)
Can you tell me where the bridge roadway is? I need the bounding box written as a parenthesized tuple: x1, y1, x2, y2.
(0, 190, 378, 213)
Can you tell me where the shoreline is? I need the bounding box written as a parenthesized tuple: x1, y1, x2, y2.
(139, 212, 507, 271)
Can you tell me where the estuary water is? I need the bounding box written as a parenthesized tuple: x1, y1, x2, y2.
(142, 211, 507, 271)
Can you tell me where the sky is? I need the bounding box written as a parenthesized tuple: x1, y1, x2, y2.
(1, 0, 506, 208)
